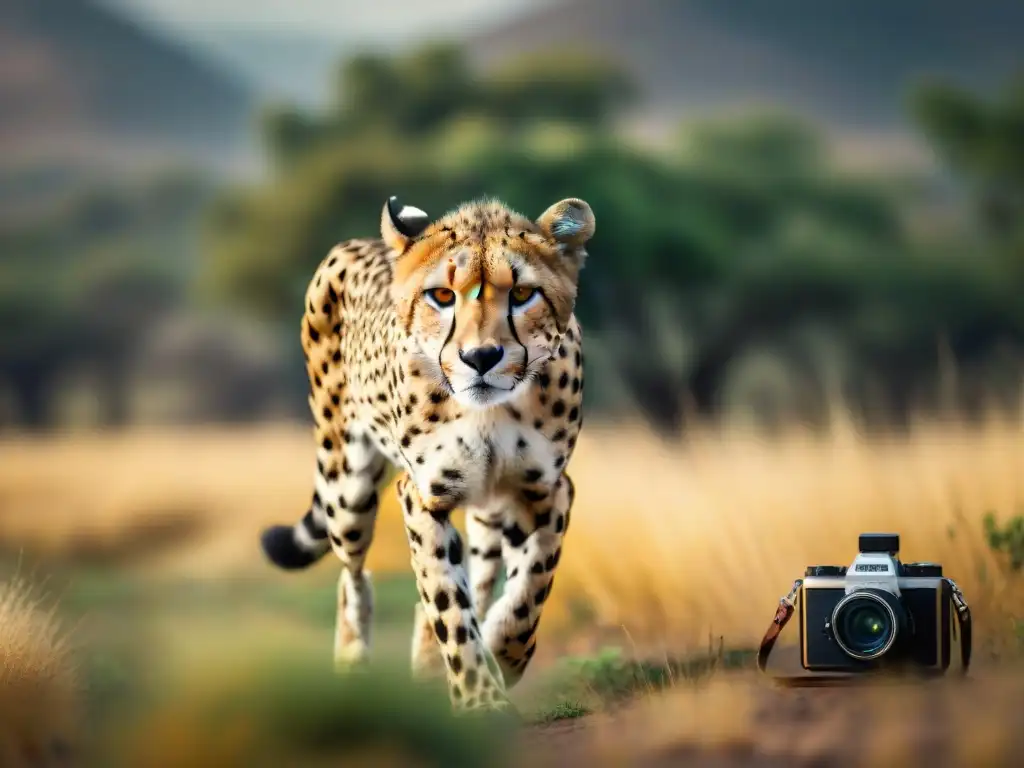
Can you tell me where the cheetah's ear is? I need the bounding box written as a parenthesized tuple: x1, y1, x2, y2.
(536, 198, 595, 248)
(382, 196, 431, 253)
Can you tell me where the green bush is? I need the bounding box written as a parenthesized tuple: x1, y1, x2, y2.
(984, 511, 1024, 571)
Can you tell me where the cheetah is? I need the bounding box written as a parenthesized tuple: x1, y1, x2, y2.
(260, 195, 592, 711)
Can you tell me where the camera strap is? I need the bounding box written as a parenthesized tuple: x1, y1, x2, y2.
(945, 577, 973, 673)
(757, 577, 973, 674)
(756, 578, 801, 673)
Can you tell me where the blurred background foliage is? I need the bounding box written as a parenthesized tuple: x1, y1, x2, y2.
(1, 9, 1023, 438)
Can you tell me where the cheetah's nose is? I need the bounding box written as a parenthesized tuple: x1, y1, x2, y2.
(459, 345, 504, 375)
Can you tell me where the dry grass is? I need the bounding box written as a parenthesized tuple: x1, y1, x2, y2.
(0, 426, 407, 577)
(557, 415, 1024, 654)
(1, 418, 1022, 766)
(0, 415, 1021, 653)
(0, 576, 80, 768)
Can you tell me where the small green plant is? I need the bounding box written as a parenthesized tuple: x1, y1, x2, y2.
(980, 510, 1024, 655)
(983, 510, 1024, 571)
(533, 700, 592, 724)
(533, 641, 755, 718)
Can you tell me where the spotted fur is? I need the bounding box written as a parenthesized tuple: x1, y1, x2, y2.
(260, 195, 592, 711)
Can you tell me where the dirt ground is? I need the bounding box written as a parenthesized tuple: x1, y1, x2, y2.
(522, 669, 1024, 767)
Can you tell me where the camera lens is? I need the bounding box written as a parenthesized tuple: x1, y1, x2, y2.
(831, 591, 903, 660)
(839, 602, 891, 655)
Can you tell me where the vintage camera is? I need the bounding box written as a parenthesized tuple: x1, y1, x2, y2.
(759, 533, 972, 677)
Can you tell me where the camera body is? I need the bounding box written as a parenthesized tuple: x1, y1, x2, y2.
(798, 533, 956, 674)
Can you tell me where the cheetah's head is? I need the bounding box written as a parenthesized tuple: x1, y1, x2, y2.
(383, 195, 594, 409)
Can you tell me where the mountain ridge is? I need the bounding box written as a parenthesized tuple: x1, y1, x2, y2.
(465, 0, 1024, 139)
(0, 0, 257, 176)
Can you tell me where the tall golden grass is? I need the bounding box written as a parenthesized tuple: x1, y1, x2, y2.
(0, 426, 401, 577)
(1, 415, 1021, 655)
(0, 576, 79, 768)
(557, 415, 1024, 654)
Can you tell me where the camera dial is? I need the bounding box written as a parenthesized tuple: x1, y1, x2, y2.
(902, 562, 943, 577)
(804, 565, 846, 577)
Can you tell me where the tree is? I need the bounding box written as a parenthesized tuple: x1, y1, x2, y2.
(202, 43, 1023, 434)
(0, 172, 205, 430)
(912, 75, 1024, 254)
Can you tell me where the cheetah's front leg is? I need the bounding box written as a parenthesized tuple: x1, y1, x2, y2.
(397, 474, 510, 712)
(465, 505, 506, 619)
(481, 474, 574, 688)
(410, 505, 506, 681)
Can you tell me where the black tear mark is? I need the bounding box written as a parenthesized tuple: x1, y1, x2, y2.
(506, 267, 531, 373)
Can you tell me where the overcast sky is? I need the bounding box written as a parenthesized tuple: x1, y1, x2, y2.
(102, 0, 550, 39)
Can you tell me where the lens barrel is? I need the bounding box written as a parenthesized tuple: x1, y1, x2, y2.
(831, 590, 905, 661)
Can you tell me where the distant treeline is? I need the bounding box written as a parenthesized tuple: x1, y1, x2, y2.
(1, 44, 1022, 434)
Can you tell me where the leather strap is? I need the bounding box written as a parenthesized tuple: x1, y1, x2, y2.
(947, 578, 973, 674)
(757, 579, 973, 675)
(757, 598, 795, 673)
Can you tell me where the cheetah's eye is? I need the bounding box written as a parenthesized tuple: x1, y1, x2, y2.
(509, 286, 537, 307)
(425, 287, 456, 308)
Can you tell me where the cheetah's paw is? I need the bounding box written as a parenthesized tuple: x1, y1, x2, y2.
(333, 639, 370, 673)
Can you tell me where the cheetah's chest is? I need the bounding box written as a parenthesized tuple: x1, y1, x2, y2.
(394, 408, 561, 510)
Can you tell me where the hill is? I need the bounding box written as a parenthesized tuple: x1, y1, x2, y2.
(181, 28, 348, 110)
(466, 0, 1023, 152)
(0, 0, 256, 179)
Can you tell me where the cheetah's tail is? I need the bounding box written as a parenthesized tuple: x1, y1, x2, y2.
(260, 508, 332, 570)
